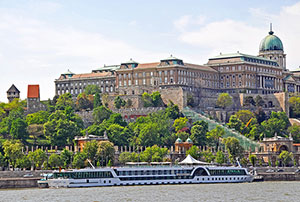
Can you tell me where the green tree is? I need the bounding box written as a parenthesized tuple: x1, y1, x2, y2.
(106, 113, 127, 127)
(16, 155, 31, 170)
(201, 151, 215, 163)
(72, 152, 87, 169)
(288, 124, 300, 143)
(235, 110, 254, 124)
(84, 85, 100, 95)
(55, 93, 75, 110)
(173, 117, 188, 132)
(26, 111, 50, 125)
(60, 149, 73, 168)
(249, 154, 257, 167)
(227, 115, 243, 132)
(27, 124, 44, 145)
(261, 111, 290, 137)
(151, 91, 164, 107)
(10, 118, 28, 142)
(83, 140, 99, 165)
(190, 123, 208, 146)
(119, 152, 134, 164)
(142, 92, 153, 107)
(0, 153, 7, 168)
(289, 96, 300, 118)
(240, 157, 249, 167)
(114, 96, 126, 109)
(93, 93, 102, 108)
(206, 125, 225, 149)
(76, 93, 93, 110)
(165, 101, 181, 119)
(140, 145, 168, 162)
(215, 150, 226, 165)
(97, 141, 115, 166)
(142, 91, 164, 107)
(186, 145, 201, 159)
(28, 149, 47, 169)
(222, 137, 244, 164)
(216, 93, 232, 109)
(254, 107, 267, 124)
(93, 106, 112, 124)
(2, 140, 23, 170)
(247, 125, 263, 141)
(48, 153, 63, 169)
(137, 123, 160, 146)
(44, 110, 81, 146)
(279, 151, 293, 167)
(0, 108, 24, 135)
(107, 124, 130, 146)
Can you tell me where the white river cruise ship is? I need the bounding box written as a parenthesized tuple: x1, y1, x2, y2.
(38, 164, 253, 188)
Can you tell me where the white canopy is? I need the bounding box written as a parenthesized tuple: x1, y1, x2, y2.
(179, 154, 211, 165)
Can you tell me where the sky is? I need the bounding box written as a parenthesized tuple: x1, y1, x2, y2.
(1, 0, 300, 102)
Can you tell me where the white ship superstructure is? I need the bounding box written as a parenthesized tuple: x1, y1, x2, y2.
(39, 165, 253, 188)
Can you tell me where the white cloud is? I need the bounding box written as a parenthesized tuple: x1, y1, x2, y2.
(173, 15, 206, 31)
(129, 20, 137, 26)
(174, 2, 300, 69)
(0, 13, 165, 102)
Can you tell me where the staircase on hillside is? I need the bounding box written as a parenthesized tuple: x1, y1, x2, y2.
(182, 107, 260, 152)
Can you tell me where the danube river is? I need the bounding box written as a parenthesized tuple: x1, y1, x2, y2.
(1, 182, 300, 202)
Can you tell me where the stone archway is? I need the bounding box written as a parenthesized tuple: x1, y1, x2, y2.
(278, 145, 289, 153)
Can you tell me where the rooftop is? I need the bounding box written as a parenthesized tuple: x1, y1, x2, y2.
(58, 72, 113, 80)
(208, 52, 279, 66)
(27, 85, 40, 98)
(7, 84, 20, 93)
(93, 65, 120, 72)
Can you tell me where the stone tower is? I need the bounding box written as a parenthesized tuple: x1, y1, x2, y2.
(6, 84, 20, 102)
(258, 24, 286, 70)
(27, 84, 47, 113)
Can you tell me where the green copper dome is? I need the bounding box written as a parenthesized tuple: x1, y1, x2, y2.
(259, 30, 283, 52)
(185, 137, 193, 144)
(175, 138, 182, 143)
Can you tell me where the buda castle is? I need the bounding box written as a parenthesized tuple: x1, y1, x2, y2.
(54, 26, 300, 115)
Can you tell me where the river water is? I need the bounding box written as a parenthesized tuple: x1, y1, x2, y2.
(1, 182, 300, 202)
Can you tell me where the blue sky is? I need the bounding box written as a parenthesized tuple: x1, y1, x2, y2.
(0, 0, 300, 102)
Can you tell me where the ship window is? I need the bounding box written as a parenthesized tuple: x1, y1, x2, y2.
(193, 168, 208, 176)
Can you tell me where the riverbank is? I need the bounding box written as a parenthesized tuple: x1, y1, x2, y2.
(0, 177, 40, 189)
(0, 170, 51, 189)
(258, 172, 300, 181)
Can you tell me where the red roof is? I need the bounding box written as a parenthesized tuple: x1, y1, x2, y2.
(135, 62, 160, 69)
(293, 144, 300, 147)
(27, 85, 40, 98)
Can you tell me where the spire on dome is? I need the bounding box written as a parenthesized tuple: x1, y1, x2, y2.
(269, 23, 274, 35)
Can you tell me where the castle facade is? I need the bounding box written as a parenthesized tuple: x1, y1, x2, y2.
(54, 28, 300, 112)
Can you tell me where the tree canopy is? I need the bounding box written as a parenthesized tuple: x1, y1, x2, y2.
(216, 93, 232, 109)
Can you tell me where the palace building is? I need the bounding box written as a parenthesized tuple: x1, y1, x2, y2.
(54, 27, 299, 112)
